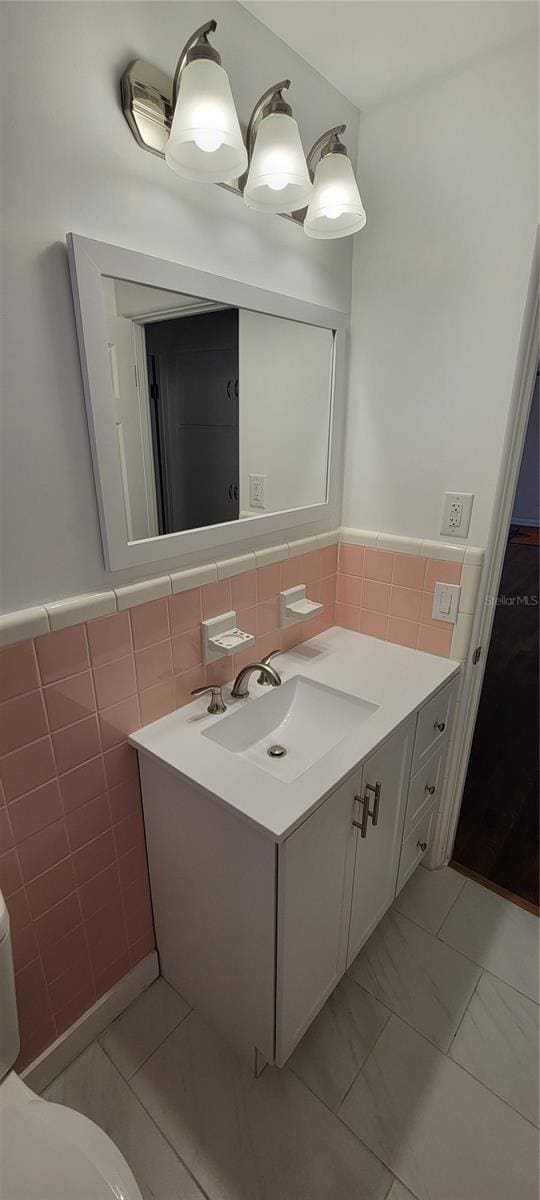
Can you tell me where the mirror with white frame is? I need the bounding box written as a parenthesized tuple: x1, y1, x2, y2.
(68, 235, 347, 571)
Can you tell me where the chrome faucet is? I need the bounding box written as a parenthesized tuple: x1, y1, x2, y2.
(231, 661, 282, 699)
(256, 649, 282, 685)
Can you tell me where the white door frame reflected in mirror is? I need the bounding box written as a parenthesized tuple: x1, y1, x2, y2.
(67, 233, 348, 571)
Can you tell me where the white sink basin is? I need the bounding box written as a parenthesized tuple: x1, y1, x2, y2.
(204, 675, 379, 782)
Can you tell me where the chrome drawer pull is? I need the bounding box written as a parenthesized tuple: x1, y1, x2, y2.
(365, 780, 382, 827)
(353, 794, 370, 839)
(417, 840, 427, 852)
(425, 784, 436, 796)
(434, 720, 446, 733)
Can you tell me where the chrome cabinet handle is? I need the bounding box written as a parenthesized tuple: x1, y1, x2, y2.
(434, 720, 446, 733)
(353, 794, 370, 839)
(417, 840, 427, 852)
(425, 784, 436, 796)
(353, 781, 382, 838)
(365, 780, 382, 826)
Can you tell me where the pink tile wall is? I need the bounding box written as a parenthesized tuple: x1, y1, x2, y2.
(0, 552, 337, 1069)
(335, 543, 460, 656)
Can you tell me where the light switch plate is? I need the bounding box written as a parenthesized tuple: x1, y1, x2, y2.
(432, 582, 461, 624)
(440, 492, 474, 538)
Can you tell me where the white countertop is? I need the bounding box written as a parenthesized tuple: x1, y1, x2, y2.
(130, 627, 460, 843)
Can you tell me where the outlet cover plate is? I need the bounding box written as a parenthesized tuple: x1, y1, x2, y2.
(440, 492, 474, 538)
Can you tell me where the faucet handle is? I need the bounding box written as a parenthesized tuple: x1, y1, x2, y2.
(190, 684, 227, 714)
(257, 649, 281, 686)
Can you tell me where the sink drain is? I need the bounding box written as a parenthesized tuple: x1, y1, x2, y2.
(267, 744, 287, 759)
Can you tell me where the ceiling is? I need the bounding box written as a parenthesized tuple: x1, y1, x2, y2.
(242, 2, 537, 111)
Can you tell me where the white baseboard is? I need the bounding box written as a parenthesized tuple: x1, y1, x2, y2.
(22, 952, 159, 1094)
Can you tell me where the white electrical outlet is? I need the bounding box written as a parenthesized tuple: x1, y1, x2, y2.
(249, 473, 267, 509)
(440, 492, 474, 538)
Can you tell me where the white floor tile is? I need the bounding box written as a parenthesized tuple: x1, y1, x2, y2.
(288, 975, 390, 1111)
(131, 1010, 392, 1200)
(386, 1180, 418, 1200)
(438, 880, 539, 1001)
(44, 1041, 205, 1200)
(449, 970, 539, 1125)
(99, 977, 190, 1079)
(393, 865, 465, 934)
(348, 910, 480, 1049)
(339, 1015, 538, 1200)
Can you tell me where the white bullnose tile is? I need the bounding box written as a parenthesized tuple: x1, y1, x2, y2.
(115, 575, 171, 610)
(217, 552, 256, 579)
(439, 879, 539, 1002)
(349, 910, 480, 1050)
(459, 563, 482, 614)
(451, 612, 473, 660)
(0, 606, 50, 646)
(99, 977, 190, 1080)
(316, 530, 340, 549)
(420, 539, 466, 563)
(464, 545, 485, 567)
(339, 1015, 538, 1200)
(288, 536, 319, 558)
(46, 591, 117, 630)
(393, 865, 466, 935)
(131, 1010, 392, 1200)
(170, 563, 217, 592)
(340, 527, 378, 547)
(377, 533, 422, 556)
(255, 543, 289, 567)
(449, 971, 539, 1125)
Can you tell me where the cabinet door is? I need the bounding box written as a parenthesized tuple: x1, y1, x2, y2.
(346, 718, 415, 968)
(275, 776, 359, 1065)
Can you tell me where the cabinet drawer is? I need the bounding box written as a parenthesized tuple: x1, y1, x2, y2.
(412, 678, 457, 775)
(396, 802, 437, 893)
(404, 744, 446, 838)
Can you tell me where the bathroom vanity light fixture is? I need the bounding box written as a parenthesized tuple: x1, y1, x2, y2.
(164, 19, 247, 183)
(304, 126, 366, 239)
(242, 82, 313, 213)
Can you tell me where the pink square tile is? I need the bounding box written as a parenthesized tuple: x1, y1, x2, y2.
(73, 828, 115, 886)
(16, 1020, 57, 1073)
(8, 780, 62, 843)
(232, 643, 260, 675)
(168, 588, 202, 636)
(359, 609, 388, 640)
(257, 632, 282, 661)
(18, 818, 69, 884)
(117, 843, 148, 889)
(363, 548, 394, 583)
(420, 592, 453, 630)
(0, 690, 48, 757)
(320, 575, 337, 608)
(66, 793, 110, 852)
(306, 580, 320, 603)
(302, 551, 321, 582)
(172, 628, 202, 675)
(320, 545, 338, 576)
(201, 579, 231, 620)
(14, 958, 51, 1030)
(361, 579, 391, 615)
(237, 605, 257, 636)
(336, 575, 362, 607)
(135, 640, 173, 693)
(113, 811, 145, 858)
(6, 889, 31, 935)
(95, 952, 131, 999)
(392, 554, 426, 590)
(138, 681, 175, 726)
(203, 657, 233, 688)
(387, 617, 419, 649)
(424, 558, 462, 592)
(338, 544, 364, 577)
(281, 558, 304, 590)
(0, 737, 55, 802)
(34, 892, 81, 952)
(52, 715, 101, 774)
(0, 805, 13, 854)
(108, 778, 142, 825)
(87, 611, 132, 666)
(0, 848, 23, 896)
(78, 862, 121, 920)
(55, 983, 96, 1035)
(257, 599, 278, 636)
(335, 603, 360, 632)
(129, 929, 155, 968)
(44, 671, 96, 731)
(389, 586, 423, 622)
(41, 925, 87, 985)
(35, 625, 89, 685)
(123, 875, 153, 946)
(130, 599, 170, 650)
(93, 655, 136, 710)
(59, 755, 106, 814)
(49, 947, 93, 1015)
(99, 696, 141, 752)
(417, 624, 453, 657)
(174, 666, 206, 710)
(26, 857, 76, 918)
(103, 743, 138, 790)
(231, 570, 257, 611)
(11, 923, 38, 972)
(85, 898, 128, 978)
(256, 563, 281, 602)
(0, 641, 39, 703)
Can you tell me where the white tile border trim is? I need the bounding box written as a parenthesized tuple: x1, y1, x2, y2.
(340, 527, 483, 567)
(22, 951, 159, 1094)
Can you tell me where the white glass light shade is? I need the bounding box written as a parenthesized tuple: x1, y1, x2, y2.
(304, 152, 366, 239)
(165, 58, 247, 183)
(244, 112, 313, 213)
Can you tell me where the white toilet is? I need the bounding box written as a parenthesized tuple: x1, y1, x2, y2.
(0, 889, 143, 1200)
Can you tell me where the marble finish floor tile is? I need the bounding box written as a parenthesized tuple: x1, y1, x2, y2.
(99, 976, 190, 1079)
(438, 879, 539, 1001)
(131, 1010, 392, 1200)
(392, 865, 465, 934)
(449, 970, 539, 1125)
(339, 1015, 538, 1200)
(45, 1041, 205, 1200)
(288, 975, 390, 1111)
(348, 909, 480, 1049)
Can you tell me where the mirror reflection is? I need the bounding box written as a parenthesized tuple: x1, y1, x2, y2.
(101, 278, 334, 541)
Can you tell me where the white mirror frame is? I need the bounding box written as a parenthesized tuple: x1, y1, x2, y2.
(67, 233, 348, 572)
